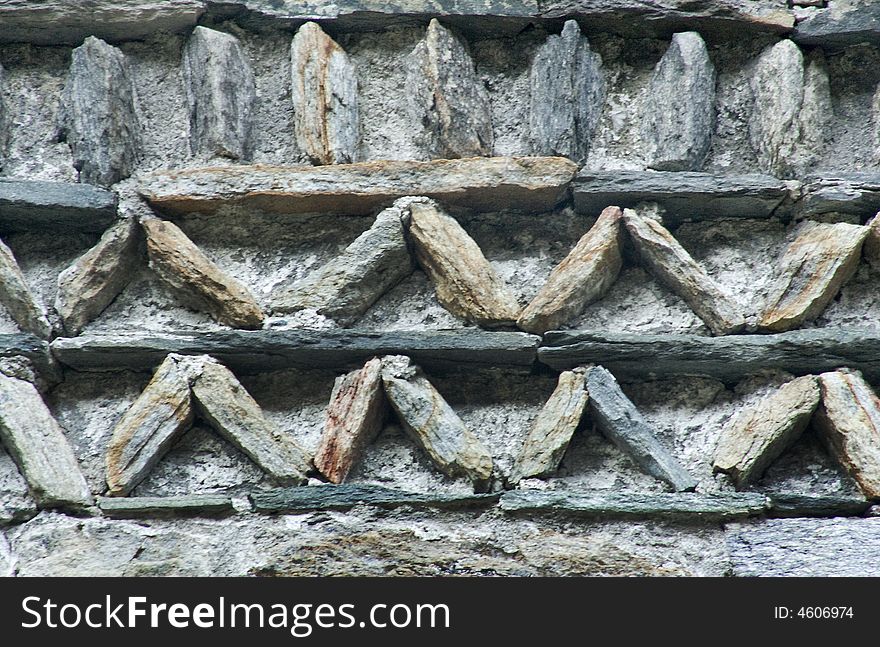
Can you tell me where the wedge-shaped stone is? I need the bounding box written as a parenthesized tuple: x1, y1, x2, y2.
(0, 238, 52, 339)
(509, 368, 589, 484)
(814, 370, 880, 500)
(0, 372, 92, 508)
(642, 31, 715, 171)
(290, 22, 359, 165)
(518, 205, 622, 334)
(190, 359, 311, 485)
(714, 375, 820, 486)
(409, 200, 520, 327)
(381, 355, 493, 488)
(182, 26, 256, 160)
(622, 209, 745, 335)
(61, 37, 141, 187)
(55, 217, 141, 335)
(406, 19, 493, 159)
(866, 213, 880, 272)
(272, 202, 413, 324)
(142, 217, 264, 329)
(529, 20, 604, 163)
(586, 365, 697, 492)
(759, 221, 868, 332)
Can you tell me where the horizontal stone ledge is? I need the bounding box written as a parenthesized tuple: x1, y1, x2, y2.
(50, 329, 540, 374)
(796, 174, 880, 220)
(0, 333, 55, 377)
(792, 4, 880, 49)
(97, 495, 234, 518)
(538, 328, 880, 383)
(766, 494, 871, 519)
(0, 179, 118, 233)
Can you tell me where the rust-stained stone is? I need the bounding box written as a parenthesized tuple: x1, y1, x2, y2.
(0, 237, 53, 339)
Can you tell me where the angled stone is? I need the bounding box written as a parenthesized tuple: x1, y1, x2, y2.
(759, 221, 868, 332)
(98, 494, 234, 519)
(61, 36, 141, 187)
(381, 355, 493, 488)
(642, 31, 715, 171)
(0, 178, 118, 233)
(622, 208, 745, 335)
(518, 205, 622, 334)
(406, 19, 493, 159)
(0, 238, 52, 339)
(863, 212, 880, 272)
(143, 217, 264, 329)
(509, 367, 589, 484)
(290, 22, 359, 165)
(272, 202, 413, 325)
(586, 365, 697, 492)
(409, 199, 520, 327)
(529, 20, 604, 163)
(814, 370, 880, 500)
(190, 358, 311, 485)
(315, 358, 386, 484)
(713, 375, 821, 486)
(182, 26, 256, 160)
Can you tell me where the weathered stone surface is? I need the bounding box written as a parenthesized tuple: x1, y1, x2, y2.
(290, 22, 359, 165)
(797, 173, 880, 219)
(0, 63, 6, 172)
(714, 375, 821, 486)
(61, 37, 141, 187)
(814, 370, 880, 500)
(767, 493, 871, 518)
(315, 358, 386, 484)
(98, 495, 234, 519)
(865, 212, 880, 271)
(0, 178, 117, 233)
(0, 373, 92, 509)
(55, 217, 142, 335)
(759, 221, 868, 332)
(142, 217, 264, 329)
(140, 157, 577, 216)
(0, 238, 52, 339)
(272, 203, 413, 324)
(518, 205, 622, 334)
(406, 19, 493, 159)
(793, 2, 880, 48)
(0, 451, 36, 527)
(622, 209, 745, 335)
(642, 31, 715, 171)
(0, 335, 52, 380)
(190, 359, 311, 485)
(409, 200, 521, 327)
(587, 365, 697, 491)
(529, 20, 604, 163)
(381, 355, 493, 487)
(509, 368, 589, 484)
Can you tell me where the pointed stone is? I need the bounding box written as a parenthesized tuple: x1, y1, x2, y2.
(643, 31, 715, 171)
(314, 358, 386, 484)
(290, 22, 359, 165)
(409, 199, 520, 327)
(759, 221, 868, 332)
(586, 365, 697, 492)
(61, 36, 141, 187)
(814, 370, 880, 500)
(182, 26, 256, 161)
(0, 237, 52, 339)
(862, 212, 880, 272)
(509, 367, 589, 484)
(406, 19, 493, 159)
(381, 355, 493, 488)
(0, 372, 92, 509)
(272, 202, 413, 324)
(714, 375, 821, 486)
(622, 209, 745, 335)
(142, 217, 264, 329)
(529, 20, 604, 163)
(518, 205, 623, 334)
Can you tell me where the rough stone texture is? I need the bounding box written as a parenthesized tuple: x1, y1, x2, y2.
(61, 37, 142, 187)
(518, 206, 622, 334)
(406, 19, 493, 159)
(98, 495, 234, 519)
(529, 20, 604, 163)
(714, 375, 821, 486)
(797, 173, 880, 219)
(0, 451, 36, 527)
(0, 62, 6, 171)
(143, 217, 264, 329)
(865, 213, 880, 271)
(622, 209, 745, 335)
(182, 26, 256, 161)
(0, 179, 117, 233)
(290, 22, 359, 165)
(767, 493, 871, 518)
(642, 32, 715, 171)
(793, 1, 880, 48)
(759, 221, 868, 332)
(0, 237, 52, 338)
(251, 484, 497, 513)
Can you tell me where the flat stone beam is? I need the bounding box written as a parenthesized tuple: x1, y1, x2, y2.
(139, 157, 577, 217)
(97, 495, 234, 519)
(766, 494, 871, 519)
(793, 3, 880, 49)
(797, 174, 880, 220)
(0, 179, 117, 233)
(0, 334, 54, 378)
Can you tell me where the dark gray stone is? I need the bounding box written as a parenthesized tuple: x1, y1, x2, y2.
(0, 335, 52, 379)
(0, 179, 117, 233)
(793, 2, 880, 49)
(797, 173, 880, 220)
(767, 493, 871, 518)
(98, 495, 234, 519)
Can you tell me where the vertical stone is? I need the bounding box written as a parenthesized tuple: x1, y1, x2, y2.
(642, 31, 715, 171)
(0, 237, 52, 339)
(290, 21, 359, 165)
(0, 63, 7, 172)
(406, 18, 493, 159)
(182, 26, 256, 161)
(529, 20, 604, 163)
(61, 36, 141, 187)
(863, 212, 880, 271)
